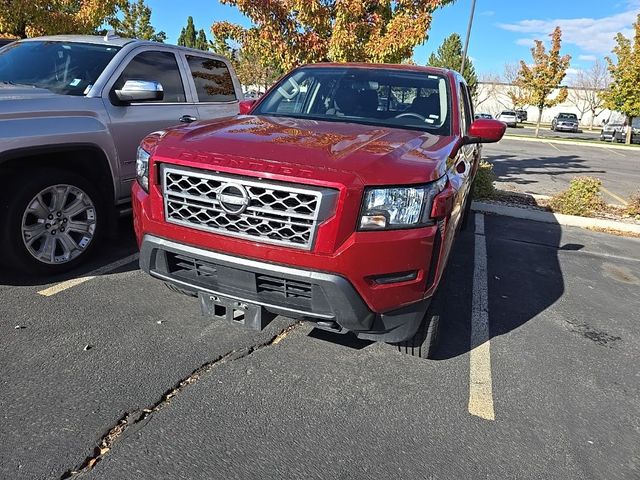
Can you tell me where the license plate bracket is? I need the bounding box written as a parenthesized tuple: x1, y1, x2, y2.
(199, 293, 275, 331)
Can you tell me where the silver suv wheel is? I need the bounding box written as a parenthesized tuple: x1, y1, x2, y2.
(21, 184, 97, 265)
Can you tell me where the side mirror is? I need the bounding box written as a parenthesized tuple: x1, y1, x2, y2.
(115, 80, 163, 103)
(463, 119, 506, 144)
(239, 99, 257, 115)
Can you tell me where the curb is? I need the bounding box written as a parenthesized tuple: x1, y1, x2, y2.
(471, 201, 640, 234)
(503, 134, 639, 151)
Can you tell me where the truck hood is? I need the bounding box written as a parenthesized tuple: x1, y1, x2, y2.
(154, 115, 458, 186)
(0, 83, 104, 121)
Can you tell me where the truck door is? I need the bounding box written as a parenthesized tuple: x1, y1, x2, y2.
(102, 48, 199, 198)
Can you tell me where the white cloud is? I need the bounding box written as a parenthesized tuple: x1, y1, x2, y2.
(499, 10, 636, 54)
(579, 54, 597, 61)
(515, 38, 536, 47)
(480, 10, 495, 17)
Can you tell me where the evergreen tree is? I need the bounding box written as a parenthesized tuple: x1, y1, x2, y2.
(427, 33, 478, 97)
(109, 0, 166, 43)
(177, 16, 197, 48)
(196, 29, 209, 51)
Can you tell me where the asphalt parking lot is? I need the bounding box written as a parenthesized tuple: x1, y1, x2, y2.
(2, 213, 639, 480)
(484, 137, 640, 203)
(511, 124, 602, 142)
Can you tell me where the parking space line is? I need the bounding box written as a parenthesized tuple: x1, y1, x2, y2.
(600, 186, 629, 205)
(37, 253, 139, 297)
(605, 148, 626, 158)
(547, 142, 562, 151)
(468, 214, 495, 421)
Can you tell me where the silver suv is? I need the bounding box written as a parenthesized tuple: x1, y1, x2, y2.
(0, 35, 242, 274)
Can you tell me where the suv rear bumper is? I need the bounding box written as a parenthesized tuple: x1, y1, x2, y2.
(140, 235, 430, 342)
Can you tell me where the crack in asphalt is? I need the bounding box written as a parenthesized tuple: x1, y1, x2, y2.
(59, 322, 302, 479)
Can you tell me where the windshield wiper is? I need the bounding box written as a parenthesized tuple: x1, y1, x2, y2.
(1, 80, 35, 87)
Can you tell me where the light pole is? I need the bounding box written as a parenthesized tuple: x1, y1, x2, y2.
(460, 0, 477, 74)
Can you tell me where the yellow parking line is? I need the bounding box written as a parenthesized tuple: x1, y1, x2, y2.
(601, 187, 628, 206)
(547, 142, 562, 151)
(38, 253, 139, 297)
(469, 214, 495, 421)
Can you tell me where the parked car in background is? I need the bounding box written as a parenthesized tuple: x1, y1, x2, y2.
(0, 34, 242, 274)
(612, 118, 640, 144)
(497, 110, 518, 127)
(515, 109, 527, 122)
(551, 113, 579, 132)
(133, 63, 506, 358)
(474, 113, 493, 119)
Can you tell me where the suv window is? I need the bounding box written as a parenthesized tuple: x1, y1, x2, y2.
(113, 51, 186, 103)
(459, 83, 473, 134)
(186, 55, 236, 102)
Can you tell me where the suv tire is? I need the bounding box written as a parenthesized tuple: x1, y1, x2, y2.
(0, 168, 105, 275)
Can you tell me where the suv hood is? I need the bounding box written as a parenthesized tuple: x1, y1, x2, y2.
(154, 116, 458, 187)
(0, 83, 60, 100)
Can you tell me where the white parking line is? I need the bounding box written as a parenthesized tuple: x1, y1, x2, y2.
(605, 148, 626, 158)
(468, 214, 495, 421)
(547, 142, 562, 152)
(38, 253, 139, 297)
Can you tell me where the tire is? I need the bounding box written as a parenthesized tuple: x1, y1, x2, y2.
(0, 168, 105, 275)
(164, 282, 198, 297)
(395, 311, 440, 359)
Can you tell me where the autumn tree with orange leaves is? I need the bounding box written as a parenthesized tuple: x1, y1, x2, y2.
(0, 0, 124, 39)
(514, 27, 571, 137)
(211, 0, 455, 76)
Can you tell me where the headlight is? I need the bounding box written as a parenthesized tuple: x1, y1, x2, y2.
(136, 147, 150, 192)
(359, 177, 447, 230)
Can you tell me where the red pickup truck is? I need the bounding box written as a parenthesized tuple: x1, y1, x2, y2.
(132, 63, 505, 358)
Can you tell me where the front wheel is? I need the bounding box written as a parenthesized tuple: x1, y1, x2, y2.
(0, 169, 105, 275)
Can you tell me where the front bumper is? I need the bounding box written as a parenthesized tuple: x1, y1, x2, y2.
(555, 124, 578, 131)
(140, 235, 430, 342)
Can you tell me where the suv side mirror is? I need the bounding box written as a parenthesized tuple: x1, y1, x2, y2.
(463, 119, 506, 144)
(239, 99, 257, 115)
(115, 80, 164, 103)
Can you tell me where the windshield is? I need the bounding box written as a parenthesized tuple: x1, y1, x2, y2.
(501, 111, 515, 116)
(0, 41, 120, 96)
(558, 113, 577, 120)
(254, 67, 451, 135)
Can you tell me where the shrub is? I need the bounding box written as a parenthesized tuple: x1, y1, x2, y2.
(626, 191, 640, 218)
(549, 177, 605, 217)
(473, 160, 496, 199)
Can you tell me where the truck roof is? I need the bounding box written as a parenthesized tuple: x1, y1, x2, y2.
(20, 34, 136, 47)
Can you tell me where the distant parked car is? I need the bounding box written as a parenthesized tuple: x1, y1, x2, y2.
(551, 113, 579, 132)
(515, 109, 527, 122)
(611, 118, 640, 144)
(600, 119, 624, 141)
(497, 110, 518, 127)
(474, 113, 493, 120)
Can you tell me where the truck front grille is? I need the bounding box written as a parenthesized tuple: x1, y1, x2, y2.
(162, 165, 336, 250)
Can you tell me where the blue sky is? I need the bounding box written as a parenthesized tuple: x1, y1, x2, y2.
(145, 0, 639, 77)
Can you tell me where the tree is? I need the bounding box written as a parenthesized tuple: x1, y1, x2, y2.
(177, 16, 197, 48)
(515, 27, 571, 137)
(109, 0, 166, 42)
(0, 0, 124, 39)
(474, 73, 501, 112)
(211, 0, 455, 74)
(177, 16, 209, 51)
(427, 33, 478, 98)
(602, 14, 640, 144)
(569, 60, 610, 130)
(503, 62, 530, 111)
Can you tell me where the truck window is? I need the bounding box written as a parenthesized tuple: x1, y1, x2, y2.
(459, 83, 473, 134)
(114, 51, 186, 103)
(186, 56, 237, 102)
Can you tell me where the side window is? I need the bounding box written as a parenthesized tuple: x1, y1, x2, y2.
(113, 51, 186, 103)
(459, 83, 473, 134)
(186, 56, 237, 102)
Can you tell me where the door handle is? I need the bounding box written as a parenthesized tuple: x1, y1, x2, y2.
(179, 115, 197, 123)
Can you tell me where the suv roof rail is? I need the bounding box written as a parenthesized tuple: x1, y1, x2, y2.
(104, 30, 120, 41)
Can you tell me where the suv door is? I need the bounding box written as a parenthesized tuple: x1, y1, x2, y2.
(102, 48, 199, 195)
(183, 54, 240, 120)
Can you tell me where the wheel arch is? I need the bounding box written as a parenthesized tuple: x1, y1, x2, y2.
(0, 144, 116, 207)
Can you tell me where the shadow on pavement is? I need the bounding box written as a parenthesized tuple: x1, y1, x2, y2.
(488, 153, 606, 187)
(0, 217, 139, 287)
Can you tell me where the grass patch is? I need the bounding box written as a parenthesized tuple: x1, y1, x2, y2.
(473, 160, 496, 199)
(548, 177, 605, 217)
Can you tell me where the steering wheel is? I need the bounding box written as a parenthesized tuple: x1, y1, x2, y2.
(394, 112, 427, 121)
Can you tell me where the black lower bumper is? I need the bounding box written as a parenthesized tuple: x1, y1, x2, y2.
(139, 235, 430, 342)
